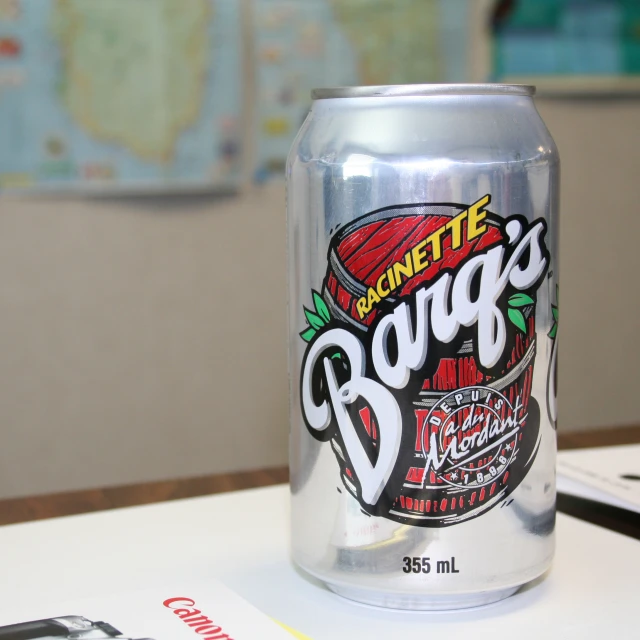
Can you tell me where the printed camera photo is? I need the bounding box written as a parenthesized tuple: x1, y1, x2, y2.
(0, 615, 154, 640)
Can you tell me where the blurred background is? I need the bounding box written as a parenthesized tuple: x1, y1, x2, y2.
(0, 0, 638, 500)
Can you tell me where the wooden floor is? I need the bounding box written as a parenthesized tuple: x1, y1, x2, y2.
(0, 425, 638, 527)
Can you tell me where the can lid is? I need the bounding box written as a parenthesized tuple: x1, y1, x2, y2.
(311, 83, 536, 100)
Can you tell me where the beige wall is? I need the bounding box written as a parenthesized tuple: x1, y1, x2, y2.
(0, 187, 289, 499)
(0, 100, 638, 500)
(537, 98, 640, 432)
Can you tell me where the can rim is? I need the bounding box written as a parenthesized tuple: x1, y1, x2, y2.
(311, 83, 536, 100)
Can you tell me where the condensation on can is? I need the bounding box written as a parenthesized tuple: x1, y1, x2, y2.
(287, 84, 559, 611)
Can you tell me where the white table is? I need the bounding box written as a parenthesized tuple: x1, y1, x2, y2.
(0, 485, 637, 638)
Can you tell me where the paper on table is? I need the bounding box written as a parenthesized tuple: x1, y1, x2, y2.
(0, 580, 300, 640)
(557, 443, 640, 514)
(273, 620, 313, 640)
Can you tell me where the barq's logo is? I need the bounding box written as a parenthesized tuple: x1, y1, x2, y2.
(163, 598, 232, 640)
(300, 196, 549, 514)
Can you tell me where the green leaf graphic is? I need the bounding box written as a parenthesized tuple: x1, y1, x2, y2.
(300, 327, 316, 342)
(548, 284, 559, 341)
(313, 291, 331, 323)
(508, 308, 527, 333)
(331, 353, 342, 360)
(508, 293, 534, 307)
(304, 308, 324, 330)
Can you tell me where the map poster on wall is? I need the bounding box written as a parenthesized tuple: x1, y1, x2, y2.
(253, 0, 470, 182)
(492, 0, 640, 79)
(0, 0, 243, 193)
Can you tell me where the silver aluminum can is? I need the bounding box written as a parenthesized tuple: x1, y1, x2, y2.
(287, 84, 559, 610)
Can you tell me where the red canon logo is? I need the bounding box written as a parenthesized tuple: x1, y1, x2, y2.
(163, 597, 233, 640)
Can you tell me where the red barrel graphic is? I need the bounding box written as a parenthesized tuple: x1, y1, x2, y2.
(318, 203, 541, 526)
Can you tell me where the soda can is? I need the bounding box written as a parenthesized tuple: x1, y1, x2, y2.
(287, 84, 559, 610)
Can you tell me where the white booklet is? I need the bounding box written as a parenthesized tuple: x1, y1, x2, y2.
(0, 580, 306, 640)
(556, 443, 640, 514)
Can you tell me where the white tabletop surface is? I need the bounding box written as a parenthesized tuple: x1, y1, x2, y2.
(0, 484, 638, 639)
